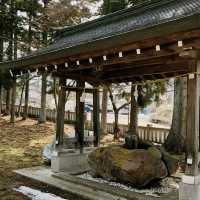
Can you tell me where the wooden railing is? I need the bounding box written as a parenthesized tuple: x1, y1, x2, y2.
(1, 104, 76, 123)
(1, 104, 169, 144)
(85, 121, 169, 144)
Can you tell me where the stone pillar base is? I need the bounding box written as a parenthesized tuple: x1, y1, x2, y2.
(51, 147, 94, 174)
(179, 175, 200, 200)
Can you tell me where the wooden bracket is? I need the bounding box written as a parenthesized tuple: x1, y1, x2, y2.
(179, 50, 200, 59)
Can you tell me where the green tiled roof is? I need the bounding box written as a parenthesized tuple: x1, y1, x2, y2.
(1, 0, 200, 71)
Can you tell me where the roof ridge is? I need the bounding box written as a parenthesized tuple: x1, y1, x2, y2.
(55, 0, 176, 40)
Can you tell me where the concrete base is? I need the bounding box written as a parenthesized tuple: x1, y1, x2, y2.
(179, 174, 200, 200)
(51, 147, 94, 174)
(14, 166, 178, 200)
(179, 182, 200, 200)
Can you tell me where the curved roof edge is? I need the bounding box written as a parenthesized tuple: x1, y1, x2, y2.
(54, 0, 175, 40)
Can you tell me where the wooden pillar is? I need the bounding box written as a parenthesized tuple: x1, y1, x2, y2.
(10, 78, 16, 124)
(39, 72, 47, 123)
(93, 87, 100, 147)
(185, 61, 200, 176)
(56, 77, 66, 148)
(179, 60, 200, 200)
(75, 80, 85, 153)
(101, 87, 108, 134)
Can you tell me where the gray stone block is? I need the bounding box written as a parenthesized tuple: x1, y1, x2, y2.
(179, 182, 200, 200)
(51, 147, 94, 174)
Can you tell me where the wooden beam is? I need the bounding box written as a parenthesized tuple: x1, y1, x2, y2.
(10, 78, 16, 124)
(52, 59, 190, 85)
(52, 72, 106, 85)
(93, 87, 100, 147)
(12, 30, 200, 74)
(101, 62, 190, 81)
(179, 49, 200, 59)
(15, 40, 196, 77)
(64, 86, 95, 93)
(98, 56, 184, 73)
(54, 51, 179, 74)
(110, 71, 187, 84)
(56, 77, 66, 148)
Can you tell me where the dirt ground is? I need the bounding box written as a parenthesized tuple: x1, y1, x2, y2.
(0, 116, 85, 200)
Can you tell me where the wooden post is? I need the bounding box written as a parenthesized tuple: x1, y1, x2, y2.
(101, 87, 108, 134)
(39, 72, 47, 123)
(75, 80, 85, 153)
(179, 60, 200, 200)
(93, 87, 100, 147)
(185, 61, 200, 177)
(10, 77, 16, 124)
(56, 78, 66, 148)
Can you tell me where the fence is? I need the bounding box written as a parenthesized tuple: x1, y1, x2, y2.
(1, 104, 76, 123)
(1, 104, 169, 144)
(85, 121, 169, 144)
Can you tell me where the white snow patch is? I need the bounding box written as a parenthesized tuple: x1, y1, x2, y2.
(14, 186, 67, 200)
(78, 173, 174, 198)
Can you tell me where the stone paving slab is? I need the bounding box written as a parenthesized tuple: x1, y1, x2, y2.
(14, 166, 178, 200)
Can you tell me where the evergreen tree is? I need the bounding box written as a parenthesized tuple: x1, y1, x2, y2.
(102, 0, 127, 14)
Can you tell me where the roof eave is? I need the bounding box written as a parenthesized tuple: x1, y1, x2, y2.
(1, 13, 200, 72)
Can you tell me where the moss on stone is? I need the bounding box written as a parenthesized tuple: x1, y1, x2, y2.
(148, 147, 162, 159)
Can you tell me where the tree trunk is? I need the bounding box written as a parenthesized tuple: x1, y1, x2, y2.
(101, 87, 108, 135)
(10, 78, 16, 124)
(13, 16, 17, 60)
(129, 85, 139, 135)
(23, 74, 29, 120)
(39, 72, 47, 123)
(5, 89, 11, 115)
(0, 28, 3, 116)
(0, 85, 2, 116)
(0, 29, 3, 62)
(164, 77, 187, 154)
(114, 109, 120, 139)
(18, 81, 25, 117)
(22, 5, 33, 120)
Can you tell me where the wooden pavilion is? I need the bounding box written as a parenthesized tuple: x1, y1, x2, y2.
(1, 0, 200, 199)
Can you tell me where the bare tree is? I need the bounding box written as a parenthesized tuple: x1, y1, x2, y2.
(108, 85, 131, 139)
